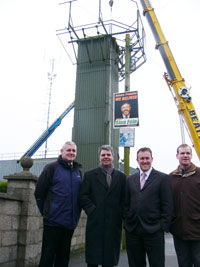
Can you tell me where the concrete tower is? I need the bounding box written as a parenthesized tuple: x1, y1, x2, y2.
(56, 0, 146, 172)
(73, 36, 119, 171)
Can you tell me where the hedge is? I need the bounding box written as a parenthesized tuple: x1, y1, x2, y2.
(0, 181, 7, 193)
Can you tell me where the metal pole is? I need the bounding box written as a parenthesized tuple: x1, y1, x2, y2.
(98, 0, 101, 23)
(179, 115, 185, 144)
(122, 34, 131, 250)
(45, 59, 56, 158)
(124, 34, 130, 177)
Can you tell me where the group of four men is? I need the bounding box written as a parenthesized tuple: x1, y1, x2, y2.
(34, 142, 200, 267)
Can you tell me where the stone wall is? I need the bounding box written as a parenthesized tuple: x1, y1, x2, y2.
(0, 158, 86, 267)
(0, 194, 22, 267)
(72, 211, 86, 251)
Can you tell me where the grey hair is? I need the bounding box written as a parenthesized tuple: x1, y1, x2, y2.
(62, 141, 77, 150)
(98, 145, 114, 156)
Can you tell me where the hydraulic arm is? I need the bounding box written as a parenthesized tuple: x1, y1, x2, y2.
(18, 101, 75, 163)
(139, 0, 200, 159)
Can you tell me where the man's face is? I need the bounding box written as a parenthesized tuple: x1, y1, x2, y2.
(137, 151, 153, 172)
(61, 144, 77, 162)
(121, 103, 131, 116)
(176, 146, 192, 169)
(99, 149, 114, 167)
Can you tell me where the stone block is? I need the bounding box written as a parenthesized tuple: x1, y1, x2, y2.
(74, 227, 81, 236)
(38, 217, 43, 228)
(20, 202, 29, 215)
(71, 236, 77, 246)
(9, 245, 17, 261)
(76, 235, 84, 245)
(25, 243, 41, 259)
(0, 247, 9, 263)
(18, 230, 27, 245)
(19, 216, 28, 231)
(0, 261, 16, 267)
(81, 227, 86, 236)
(11, 216, 20, 230)
(0, 215, 12, 230)
(0, 200, 21, 215)
(2, 231, 18, 246)
(7, 180, 35, 190)
(7, 187, 33, 201)
(26, 229, 42, 244)
(0, 232, 2, 246)
(19, 189, 33, 202)
(27, 202, 40, 216)
(27, 217, 40, 230)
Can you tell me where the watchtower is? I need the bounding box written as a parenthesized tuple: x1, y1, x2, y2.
(57, 0, 146, 171)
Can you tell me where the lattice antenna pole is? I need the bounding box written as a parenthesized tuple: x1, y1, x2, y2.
(44, 59, 57, 158)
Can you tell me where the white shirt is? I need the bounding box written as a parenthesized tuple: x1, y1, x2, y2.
(122, 114, 130, 119)
(139, 167, 153, 183)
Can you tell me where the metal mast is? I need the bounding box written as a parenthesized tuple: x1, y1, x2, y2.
(44, 59, 56, 158)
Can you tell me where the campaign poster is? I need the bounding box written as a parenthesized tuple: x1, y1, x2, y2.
(114, 91, 139, 128)
(119, 127, 135, 147)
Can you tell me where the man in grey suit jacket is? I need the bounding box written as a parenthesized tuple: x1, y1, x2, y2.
(124, 147, 173, 267)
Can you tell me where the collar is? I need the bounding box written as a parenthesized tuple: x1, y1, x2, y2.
(172, 162, 196, 177)
(179, 165, 192, 175)
(139, 167, 153, 180)
(57, 155, 82, 170)
(99, 163, 114, 175)
(122, 114, 130, 119)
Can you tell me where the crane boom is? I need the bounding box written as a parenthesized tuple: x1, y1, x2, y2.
(139, 0, 200, 159)
(18, 101, 75, 163)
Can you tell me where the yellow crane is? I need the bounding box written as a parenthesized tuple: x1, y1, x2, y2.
(139, 0, 200, 159)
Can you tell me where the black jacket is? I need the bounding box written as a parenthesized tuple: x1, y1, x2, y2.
(80, 167, 126, 266)
(124, 168, 173, 233)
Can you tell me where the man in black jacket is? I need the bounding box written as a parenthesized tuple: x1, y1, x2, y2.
(34, 141, 82, 267)
(124, 147, 173, 267)
(80, 145, 126, 267)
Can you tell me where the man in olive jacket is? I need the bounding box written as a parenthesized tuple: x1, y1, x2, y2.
(80, 145, 126, 267)
(170, 144, 200, 267)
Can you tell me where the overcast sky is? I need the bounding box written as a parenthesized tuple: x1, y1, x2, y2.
(0, 0, 200, 173)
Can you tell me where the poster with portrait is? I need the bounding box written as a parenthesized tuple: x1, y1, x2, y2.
(119, 127, 135, 147)
(114, 91, 139, 128)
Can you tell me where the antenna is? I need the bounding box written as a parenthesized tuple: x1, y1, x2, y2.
(56, 0, 146, 80)
(44, 59, 57, 158)
(109, 0, 113, 34)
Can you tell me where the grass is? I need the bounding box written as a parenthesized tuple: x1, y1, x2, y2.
(0, 181, 7, 193)
(71, 247, 85, 255)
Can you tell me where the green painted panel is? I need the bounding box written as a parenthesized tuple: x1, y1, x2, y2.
(73, 36, 120, 172)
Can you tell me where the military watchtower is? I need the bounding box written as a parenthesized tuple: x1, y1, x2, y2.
(56, 0, 146, 171)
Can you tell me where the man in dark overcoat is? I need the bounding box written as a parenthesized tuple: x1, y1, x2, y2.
(80, 145, 126, 267)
